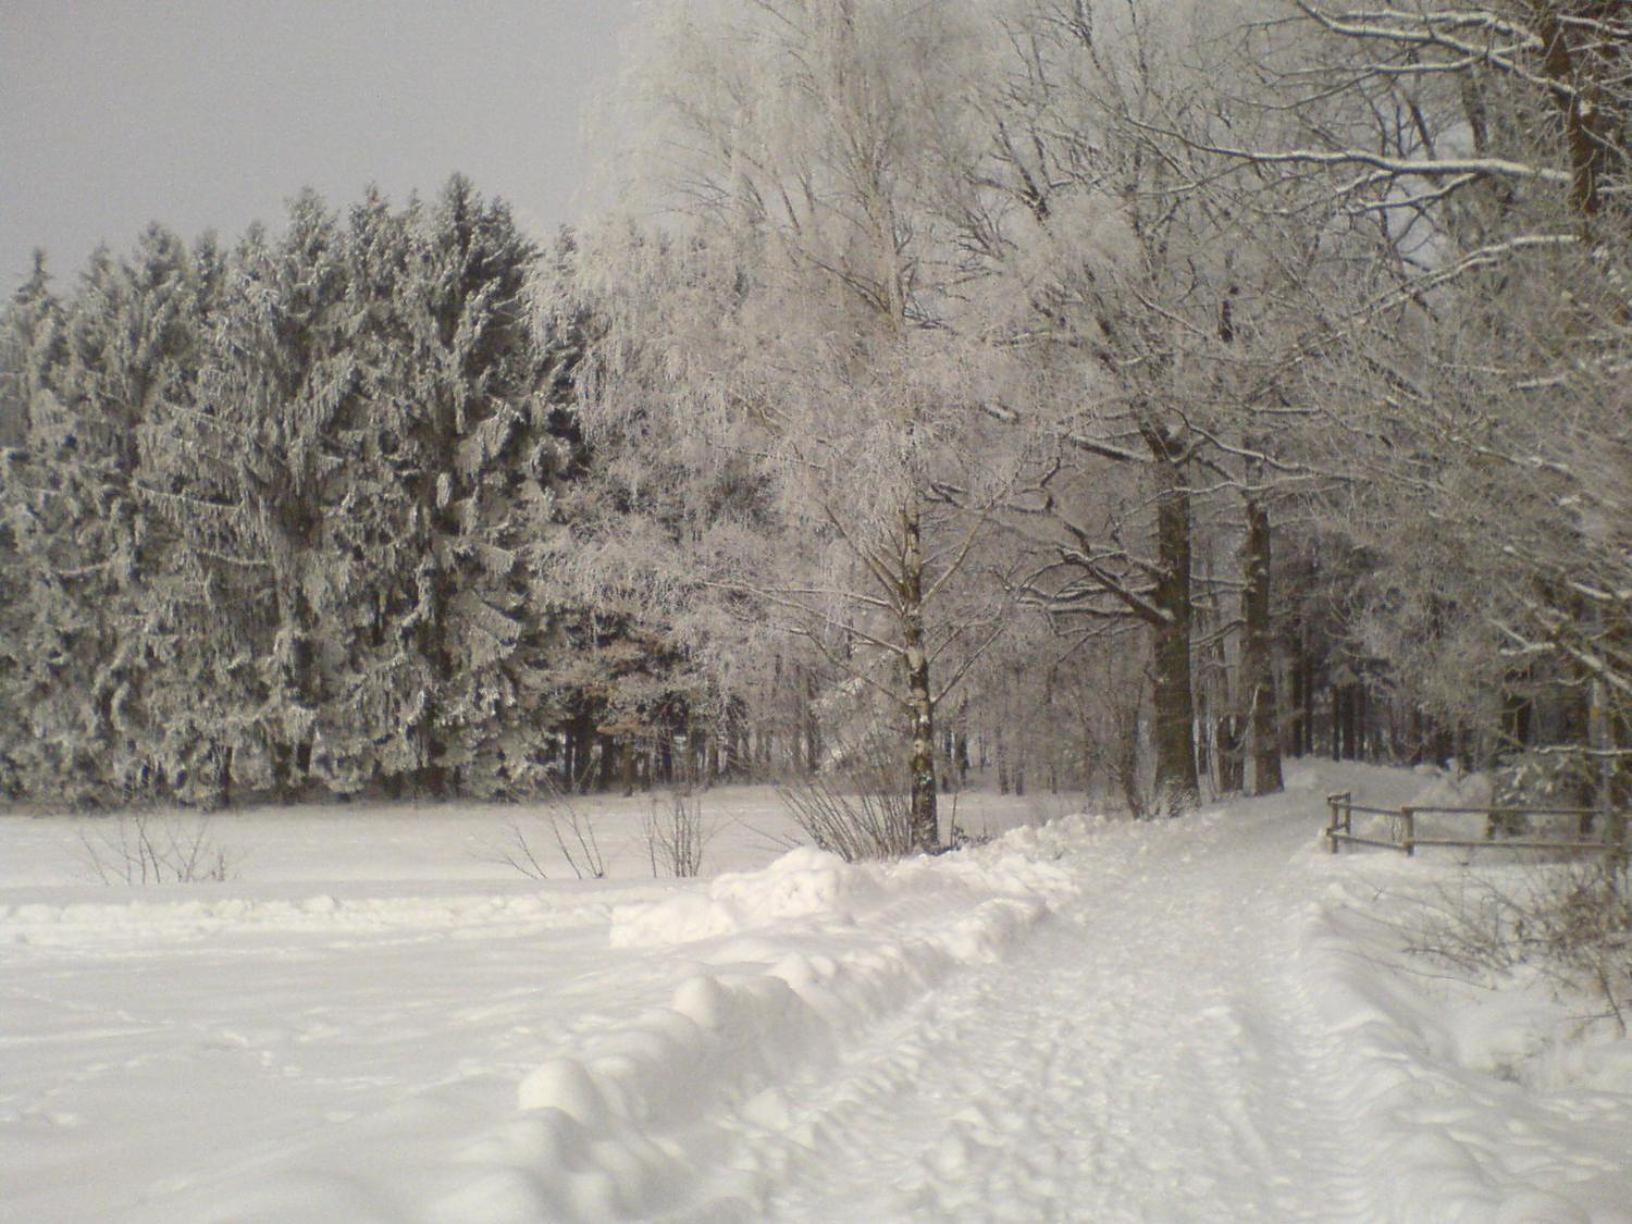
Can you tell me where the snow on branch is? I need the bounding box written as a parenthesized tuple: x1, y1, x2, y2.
(1192, 140, 1572, 190)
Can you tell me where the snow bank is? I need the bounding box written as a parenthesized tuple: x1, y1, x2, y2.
(608, 823, 1080, 949)
(608, 846, 883, 946)
(1405, 766, 1495, 813)
(439, 826, 1084, 1223)
(1297, 878, 1632, 1224)
(0, 890, 620, 947)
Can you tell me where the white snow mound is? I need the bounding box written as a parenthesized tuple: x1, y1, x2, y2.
(484, 826, 1082, 1222)
(609, 846, 879, 946)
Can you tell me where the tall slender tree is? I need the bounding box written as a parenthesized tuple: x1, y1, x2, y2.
(586, 0, 1012, 847)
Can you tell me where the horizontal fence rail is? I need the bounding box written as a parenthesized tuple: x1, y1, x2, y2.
(1324, 792, 1629, 861)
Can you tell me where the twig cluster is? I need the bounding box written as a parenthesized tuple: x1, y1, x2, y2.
(77, 812, 237, 885)
(643, 789, 715, 878)
(492, 780, 607, 881)
(1406, 864, 1632, 1036)
(776, 739, 915, 862)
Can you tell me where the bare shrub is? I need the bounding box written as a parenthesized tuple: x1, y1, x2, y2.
(643, 789, 714, 878)
(777, 737, 914, 862)
(78, 812, 238, 885)
(492, 780, 607, 881)
(545, 783, 607, 880)
(492, 817, 552, 881)
(945, 793, 991, 851)
(1406, 863, 1632, 1036)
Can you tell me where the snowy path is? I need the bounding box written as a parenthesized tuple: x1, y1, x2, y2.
(717, 793, 1376, 1222)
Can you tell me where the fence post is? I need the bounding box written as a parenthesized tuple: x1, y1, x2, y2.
(1402, 806, 1415, 857)
(1326, 792, 1351, 853)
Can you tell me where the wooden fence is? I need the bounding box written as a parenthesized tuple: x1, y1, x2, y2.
(1324, 792, 1629, 859)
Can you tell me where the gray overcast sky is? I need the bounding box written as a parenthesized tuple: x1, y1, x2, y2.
(0, 0, 639, 291)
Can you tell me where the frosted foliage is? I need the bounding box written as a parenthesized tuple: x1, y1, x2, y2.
(571, 2, 1051, 845)
(1257, 0, 1632, 730)
(963, 188, 1141, 344)
(0, 177, 578, 806)
(0, 229, 221, 804)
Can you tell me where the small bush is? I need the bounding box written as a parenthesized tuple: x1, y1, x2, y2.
(776, 737, 913, 862)
(1407, 862, 1632, 1035)
(643, 789, 714, 878)
(1494, 748, 1597, 811)
(492, 780, 606, 881)
(78, 811, 238, 885)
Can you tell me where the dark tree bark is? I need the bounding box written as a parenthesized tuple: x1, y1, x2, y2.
(803, 669, 823, 775)
(900, 503, 939, 851)
(1301, 649, 1316, 758)
(1147, 425, 1199, 812)
(955, 696, 971, 787)
(1240, 494, 1283, 795)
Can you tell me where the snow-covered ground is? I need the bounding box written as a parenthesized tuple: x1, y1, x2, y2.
(3, 766, 1629, 1222)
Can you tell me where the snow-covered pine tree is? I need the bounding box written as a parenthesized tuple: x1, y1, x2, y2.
(0, 228, 203, 803)
(389, 176, 553, 797)
(202, 194, 352, 800)
(0, 253, 61, 447)
(131, 230, 268, 807)
(0, 253, 68, 796)
(284, 186, 440, 796)
(2, 180, 591, 805)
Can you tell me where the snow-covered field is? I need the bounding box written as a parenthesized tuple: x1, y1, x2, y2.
(3, 766, 1629, 1222)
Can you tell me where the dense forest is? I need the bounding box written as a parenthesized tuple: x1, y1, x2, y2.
(1, 0, 1627, 841)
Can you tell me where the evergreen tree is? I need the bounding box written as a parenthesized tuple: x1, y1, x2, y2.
(0, 181, 595, 804)
(132, 230, 259, 806)
(390, 176, 553, 795)
(1, 229, 202, 803)
(292, 187, 437, 795)
(202, 194, 353, 799)
(0, 253, 67, 795)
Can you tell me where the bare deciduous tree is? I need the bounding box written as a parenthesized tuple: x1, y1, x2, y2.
(582, 0, 1021, 849)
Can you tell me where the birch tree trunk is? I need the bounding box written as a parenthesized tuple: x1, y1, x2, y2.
(901, 501, 938, 851)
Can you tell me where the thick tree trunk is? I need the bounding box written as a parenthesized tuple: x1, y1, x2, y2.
(1357, 684, 1370, 761)
(1214, 716, 1243, 793)
(574, 709, 595, 791)
(1148, 429, 1199, 813)
(621, 738, 636, 797)
(1330, 686, 1343, 760)
(1241, 496, 1284, 795)
(214, 745, 234, 810)
(1288, 645, 1304, 756)
(803, 670, 822, 775)
(900, 503, 938, 851)
(954, 696, 971, 787)
(1301, 646, 1316, 757)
